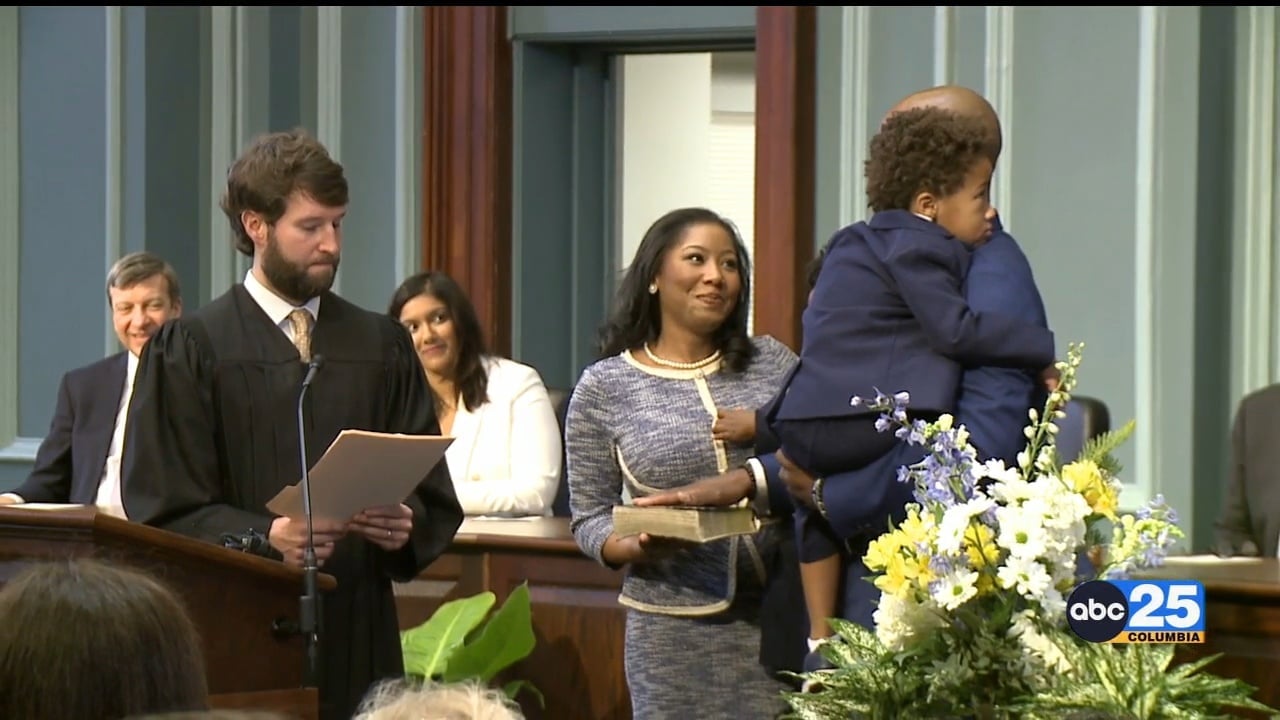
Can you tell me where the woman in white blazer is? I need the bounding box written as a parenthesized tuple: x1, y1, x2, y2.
(389, 271, 562, 516)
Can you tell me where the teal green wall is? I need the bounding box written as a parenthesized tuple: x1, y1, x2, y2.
(0, 6, 423, 490)
(514, 6, 1248, 551)
(812, 6, 1246, 550)
(0, 6, 1264, 553)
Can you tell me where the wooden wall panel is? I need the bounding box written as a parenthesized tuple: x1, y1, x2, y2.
(422, 7, 513, 356)
(753, 6, 817, 351)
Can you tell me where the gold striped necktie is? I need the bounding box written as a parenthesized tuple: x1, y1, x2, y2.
(287, 308, 314, 362)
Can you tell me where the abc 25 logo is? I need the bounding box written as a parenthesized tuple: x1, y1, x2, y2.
(1067, 579, 1206, 643)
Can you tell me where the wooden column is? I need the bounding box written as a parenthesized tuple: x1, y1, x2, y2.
(422, 7, 513, 356)
(753, 6, 817, 352)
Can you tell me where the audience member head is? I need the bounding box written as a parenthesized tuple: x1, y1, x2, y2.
(599, 207, 754, 372)
(388, 270, 490, 412)
(884, 85, 1003, 164)
(130, 707, 290, 712)
(865, 105, 996, 245)
(106, 251, 183, 357)
(353, 680, 524, 720)
(220, 128, 348, 304)
(0, 558, 209, 720)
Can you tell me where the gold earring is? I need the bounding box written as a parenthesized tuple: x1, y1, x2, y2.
(648, 283, 657, 294)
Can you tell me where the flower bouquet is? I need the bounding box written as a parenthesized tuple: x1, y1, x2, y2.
(784, 343, 1278, 720)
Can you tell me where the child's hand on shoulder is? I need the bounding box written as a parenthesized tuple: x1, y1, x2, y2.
(713, 408, 756, 445)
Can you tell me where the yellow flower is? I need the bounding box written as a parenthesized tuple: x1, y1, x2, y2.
(905, 552, 933, 585)
(875, 554, 912, 598)
(897, 506, 934, 547)
(963, 523, 1000, 569)
(864, 531, 904, 572)
(975, 573, 996, 596)
(1063, 460, 1119, 520)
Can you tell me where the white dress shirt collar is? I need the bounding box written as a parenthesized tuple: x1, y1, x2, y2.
(125, 347, 140, 381)
(242, 269, 322, 327)
(94, 350, 141, 519)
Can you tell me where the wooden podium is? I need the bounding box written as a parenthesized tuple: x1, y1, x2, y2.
(0, 506, 336, 719)
(1142, 556, 1280, 716)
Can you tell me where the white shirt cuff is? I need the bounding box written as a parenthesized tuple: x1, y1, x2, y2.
(1, 492, 25, 504)
(744, 458, 770, 516)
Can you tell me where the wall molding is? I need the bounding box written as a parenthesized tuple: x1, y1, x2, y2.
(316, 6, 342, 295)
(838, 6, 869, 228)
(983, 6, 1015, 227)
(0, 437, 41, 462)
(933, 6, 955, 87)
(0, 6, 19, 457)
(206, 6, 238, 303)
(105, 6, 124, 357)
(1236, 6, 1277, 399)
(316, 7, 343, 157)
(1128, 5, 1161, 510)
(233, 6, 267, 287)
(394, 6, 422, 284)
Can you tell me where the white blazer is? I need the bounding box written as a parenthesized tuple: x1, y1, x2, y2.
(445, 356, 562, 517)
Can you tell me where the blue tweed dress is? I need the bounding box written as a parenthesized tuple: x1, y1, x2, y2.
(565, 336, 797, 719)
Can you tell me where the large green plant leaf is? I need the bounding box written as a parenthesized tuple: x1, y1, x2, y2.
(400, 591, 496, 680)
(503, 679, 546, 709)
(443, 583, 537, 685)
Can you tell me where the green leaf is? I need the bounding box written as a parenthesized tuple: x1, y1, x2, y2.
(399, 591, 496, 680)
(443, 583, 537, 684)
(502, 679, 545, 708)
(1076, 418, 1136, 475)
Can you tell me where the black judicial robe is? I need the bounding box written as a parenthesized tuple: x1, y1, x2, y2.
(120, 284, 463, 720)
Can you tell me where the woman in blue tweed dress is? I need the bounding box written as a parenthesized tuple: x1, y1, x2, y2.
(565, 207, 798, 719)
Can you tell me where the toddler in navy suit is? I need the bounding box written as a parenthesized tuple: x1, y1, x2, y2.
(769, 106, 1057, 661)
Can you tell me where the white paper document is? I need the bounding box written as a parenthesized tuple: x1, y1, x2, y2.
(266, 429, 453, 522)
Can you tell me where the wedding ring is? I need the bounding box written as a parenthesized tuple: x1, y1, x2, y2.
(386, 529, 392, 539)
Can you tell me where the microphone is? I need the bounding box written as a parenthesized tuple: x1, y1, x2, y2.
(296, 353, 325, 688)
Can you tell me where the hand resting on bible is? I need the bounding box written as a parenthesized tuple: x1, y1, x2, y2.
(269, 503, 414, 566)
(633, 468, 756, 509)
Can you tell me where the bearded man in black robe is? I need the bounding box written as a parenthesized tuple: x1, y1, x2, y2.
(121, 128, 463, 720)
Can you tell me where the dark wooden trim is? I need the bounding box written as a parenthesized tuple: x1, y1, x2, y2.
(752, 6, 816, 352)
(422, 7, 513, 356)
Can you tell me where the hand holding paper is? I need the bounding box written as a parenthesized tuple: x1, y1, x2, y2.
(269, 515, 349, 567)
(350, 503, 414, 551)
(266, 429, 453, 523)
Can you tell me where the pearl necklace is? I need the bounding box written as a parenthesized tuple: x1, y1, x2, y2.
(643, 342, 722, 370)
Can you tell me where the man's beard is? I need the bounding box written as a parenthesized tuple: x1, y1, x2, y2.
(261, 231, 339, 305)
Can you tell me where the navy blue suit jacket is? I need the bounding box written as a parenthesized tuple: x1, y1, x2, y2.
(13, 352, 128, 504)
(775, 209, 1055, 421)
(957, 219, 1050, 464)
(756, 216, 1053, 632)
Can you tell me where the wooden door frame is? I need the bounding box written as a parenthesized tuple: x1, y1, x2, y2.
(752, 6, 816, 352)
(420, 6, 816, 356)
(420, 6, 513, 356)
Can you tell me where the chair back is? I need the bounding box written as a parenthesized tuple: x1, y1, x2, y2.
(546, 387, 573, 517)
(1055, 395, 1111, 464)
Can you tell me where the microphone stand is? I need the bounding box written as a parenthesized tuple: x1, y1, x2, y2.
(297, 354, 325, 688)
